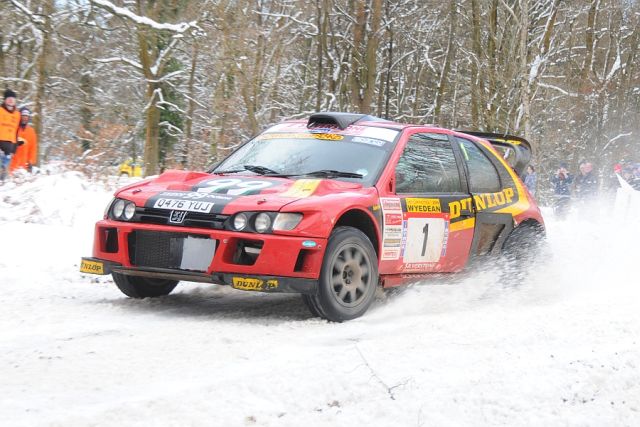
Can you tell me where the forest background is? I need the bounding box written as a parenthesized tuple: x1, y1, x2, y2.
(1, 0, 638, 199)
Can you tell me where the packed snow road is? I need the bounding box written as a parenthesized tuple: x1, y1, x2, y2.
(1, 172, 639, 426)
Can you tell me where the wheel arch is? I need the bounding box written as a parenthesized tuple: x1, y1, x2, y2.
(516, 218, 545, 236)
(334, 209, 381, 259)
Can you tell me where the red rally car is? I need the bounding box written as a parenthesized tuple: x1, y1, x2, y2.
(81, 112, 545, 321)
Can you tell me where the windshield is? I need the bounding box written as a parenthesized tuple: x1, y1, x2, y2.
(212, 126, 399, 186)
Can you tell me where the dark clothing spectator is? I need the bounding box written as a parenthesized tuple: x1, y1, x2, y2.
(574, 163, 598, 199)
(524, 165, 537, 195)
(551, 165, 573, 217)
(551, 170, 573, 195)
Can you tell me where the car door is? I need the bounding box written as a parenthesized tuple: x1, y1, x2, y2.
(453, 136, 516, 257)
(378, 130, 475, 274)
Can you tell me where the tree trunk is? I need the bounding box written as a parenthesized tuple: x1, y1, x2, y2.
(434, 0, 457, 125)
(32, 0, 54, 166)
(362, 0, 382, 113)
(519, 0, 531, 140)
(183, 42, 199, 168)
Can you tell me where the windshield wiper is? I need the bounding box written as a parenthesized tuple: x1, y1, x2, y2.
(243, 164, 281, 175)
(213, 165, 281, 175)
(302, 169, 364, 179)
(212, 169, 244, 175)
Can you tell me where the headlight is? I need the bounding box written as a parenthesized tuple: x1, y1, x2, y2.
(123, 201, 136, 220)
(233, 213, 248, 230)
(112, 199, 125, 218)
(273, 213, 303, 231)
(254, 213, 272, 233)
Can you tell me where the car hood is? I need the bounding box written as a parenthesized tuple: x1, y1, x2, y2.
(115, 169, 366, 214)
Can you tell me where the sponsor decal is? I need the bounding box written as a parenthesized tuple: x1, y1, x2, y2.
(352, 136, 387, 146)
(449, 187, 516, 220)
(382, 249, 400, 260)
(441, 221, 449, 257)
(257, 132, 344, 141)
(380, 197, 404, 260)
(232, 277, 279, 291)
(80, 259, 105, 275)
(380, 197, 402, 211)
(262, 123, 399, 142)
(406, 198, 442, 213)
(384, 213, 403, 225)
(157, 191, 233, 201)
(282, 179, 321, 198)
(404, 262, 437, 271)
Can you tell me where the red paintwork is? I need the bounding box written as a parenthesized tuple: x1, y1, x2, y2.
(93, 220, 327, 278)
(88, 118, 545, 290)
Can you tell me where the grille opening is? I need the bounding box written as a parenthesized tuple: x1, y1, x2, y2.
(294, 250, 311, 272)
(133, 207, 228, 229)
(232, 239, 263, 266)
(128, 230, 198, 269)
(102, 227, 119, 253)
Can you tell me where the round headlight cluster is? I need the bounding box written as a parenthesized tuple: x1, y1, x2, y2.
(254, 213, 272, 233)
(111, 199, 136, 221)
(233, 213, 248, 230)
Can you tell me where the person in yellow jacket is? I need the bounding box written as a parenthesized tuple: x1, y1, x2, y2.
(10, 108, 38, 173)
(0, 89, 21, 181)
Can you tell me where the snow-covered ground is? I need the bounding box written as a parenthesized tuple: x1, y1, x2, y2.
(1, 172, 638, 427)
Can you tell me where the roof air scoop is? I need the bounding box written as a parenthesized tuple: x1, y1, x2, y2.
(308, 112, 382, 130)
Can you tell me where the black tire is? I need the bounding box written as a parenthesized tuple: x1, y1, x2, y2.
(111, 272, 178, 298)
(501, 224, 545, 263)
(305, 226, 379, 322)
(499, 224, 545, 285)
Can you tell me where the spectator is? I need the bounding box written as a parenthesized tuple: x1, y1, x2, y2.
(0, 89, 21, 181)
(523, 165, 537, 196)
(621, 164, 640, 190)
(574, 161, 598, 200)
(551, 162, 573, 217)
(10, 107, 38, 174)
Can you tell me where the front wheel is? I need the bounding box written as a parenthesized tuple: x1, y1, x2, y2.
(304, 227, 379, 322)
(112, 272, 178, 298)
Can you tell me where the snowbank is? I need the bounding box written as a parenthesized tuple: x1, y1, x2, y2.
(0, 172, 638, 426)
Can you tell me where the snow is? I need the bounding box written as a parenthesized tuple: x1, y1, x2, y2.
(91, 0, 198, 34)
(1, 172, 639, 426)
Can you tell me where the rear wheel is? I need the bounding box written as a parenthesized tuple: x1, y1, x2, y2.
(500, 224, 545, 284)
(112, 272, 178, 298)
(502, 224, 545, 263)
(304, 227, 379, 322)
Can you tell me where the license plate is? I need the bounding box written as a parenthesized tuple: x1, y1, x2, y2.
(153, 198, 214, 213)
(80, 259, 105, 275)
(232, 277, 278, 291)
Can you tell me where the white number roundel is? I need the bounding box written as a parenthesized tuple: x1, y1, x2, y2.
(196, 178, 274, 195)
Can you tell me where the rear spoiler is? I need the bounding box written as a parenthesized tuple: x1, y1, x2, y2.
(458, 131, 532, 176)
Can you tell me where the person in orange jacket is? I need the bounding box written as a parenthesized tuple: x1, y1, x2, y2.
(10, 107, 38, 173)
(0, 89, 21, 181)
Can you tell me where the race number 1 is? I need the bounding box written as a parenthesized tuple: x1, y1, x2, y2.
(404, 218, 446, 263)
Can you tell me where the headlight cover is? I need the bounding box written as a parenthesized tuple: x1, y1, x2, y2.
(254, 213, 272, 233)
(110, 198, 136, 221)
(273, 213, 303, 231)
(112, 199, 125, 218)
(123, 202, 136, 220)
(228, 212, 303, 233)
(233, 213, 248, 230)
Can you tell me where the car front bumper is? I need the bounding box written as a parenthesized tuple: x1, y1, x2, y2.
(82, 219, 327, 294)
